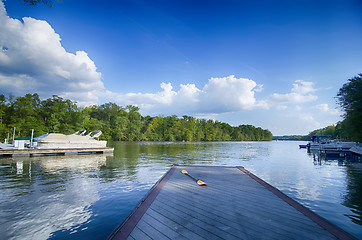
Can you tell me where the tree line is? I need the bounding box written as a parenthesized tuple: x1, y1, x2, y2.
(274, 123, 358, 142)
(0, 93, 273, 142)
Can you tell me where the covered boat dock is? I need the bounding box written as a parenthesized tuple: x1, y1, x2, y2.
(110, 165, 356, 240)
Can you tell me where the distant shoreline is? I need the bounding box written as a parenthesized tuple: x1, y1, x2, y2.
(273, 135, 310, 141)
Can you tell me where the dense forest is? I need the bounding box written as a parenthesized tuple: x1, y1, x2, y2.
(0, 93, 273, 142)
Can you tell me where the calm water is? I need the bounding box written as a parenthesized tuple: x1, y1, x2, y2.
(0, 141, 361, 239)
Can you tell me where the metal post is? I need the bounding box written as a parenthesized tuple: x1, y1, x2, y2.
(12, 127, 15, 144)
(30, 129, 34, 148)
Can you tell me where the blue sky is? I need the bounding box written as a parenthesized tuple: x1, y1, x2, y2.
(1, 0, 362, 135)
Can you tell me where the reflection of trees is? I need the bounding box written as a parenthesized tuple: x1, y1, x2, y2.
(343, 164, 362, 225)
(308, 150, 345, 166)
(308, 150, 324, 165)
(103, 141, 220, 181)
(103, 141, 272, 183)
(307, 150, 362, 226)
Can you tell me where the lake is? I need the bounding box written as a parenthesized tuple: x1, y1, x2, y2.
(0, 141, 361, 239)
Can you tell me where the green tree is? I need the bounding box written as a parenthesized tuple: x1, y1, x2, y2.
(0, 94, 9, 140)
(85, 103, 126, 140)
(145, 117, 164, 141)
(125, 105, 142, 141)
(0, 93, 274, 142)
(8, 93, 45, 137)
(40, 95, 81, 134)
(336, 74, 362, 141)
(163, 115, 178, 141)
(81, 107, 106, 138)
(0, 94, 6, 125)
(204, 120, 217, 141)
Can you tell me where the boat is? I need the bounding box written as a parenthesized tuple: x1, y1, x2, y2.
(307, 135, 333, 150)
(35, 130, 107, 149)
(306, 135, 356, 157)
(321, 141, 355, 152)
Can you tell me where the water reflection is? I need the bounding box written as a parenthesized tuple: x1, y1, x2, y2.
(16, 160, 23, 175)
(344, 163, 362, 225)
(108, 141, 272, 167)
(0, 154, 107, 240)
(308, 149, 346, 166)
(307, 149, 362, 226)
(36, 155, 107, 173)
(1, 141, 362, 239)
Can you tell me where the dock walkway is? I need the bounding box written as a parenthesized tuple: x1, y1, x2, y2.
(0, 147, 114, 157)
(350, 146, 362, 156)
(110, 165, 356, 240)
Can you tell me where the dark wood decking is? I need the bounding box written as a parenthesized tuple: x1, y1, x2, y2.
(110, 165, 356, 240)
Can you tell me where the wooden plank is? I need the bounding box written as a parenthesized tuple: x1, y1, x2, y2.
(157, 183, 309, 239)
(150, 201, 224, 240)
(237, 167, 356, 240)
(154, 195, 266, 240)
(166, 176, 326, 232)
(110, 166, 177, 240)
(156, 184, 333, 239)
(140, 212, 188, 240)
(127, 235, 135, 240)
(132, 216, 170, 240)
(145, 208, 204, 240)
(128, 227, 152, 240)
(158, 167, 309, 239)
(172, 167, 337, 232)
(110, 165, 357, 240)
(152, 196, 231, 238)
(166, 168, 324, 230)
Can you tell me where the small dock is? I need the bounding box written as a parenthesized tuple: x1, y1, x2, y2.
(349, 146, 362, 161)
(110, 165, 356, 240)
(0, 147, 114, 157)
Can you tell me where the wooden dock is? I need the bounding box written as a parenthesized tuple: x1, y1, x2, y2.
(0, 147, 114, 157)
(350, 146, 362, 156)
(109, 165, 356, 240)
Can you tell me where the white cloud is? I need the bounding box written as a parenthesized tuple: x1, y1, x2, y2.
(254, 84, 264, 92)
(0, 1, 104, 105)
(290, 113, 321, 130)
(315, 103, 329, 112)
(109, 75, 264, 115)
(314, 103, 341, 116)
(200, 75, 258, 112)
(270, 92, 317, 103)
(276, 105, 288, 110)
(268, 80, 318, 106)
(105, 77, 325, 117)
(292, 80, 316, 94)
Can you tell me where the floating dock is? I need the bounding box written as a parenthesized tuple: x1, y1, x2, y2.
(349, 146, 362, 161)
(0, 147, 114, 157)
(109, 165, 356, 240)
